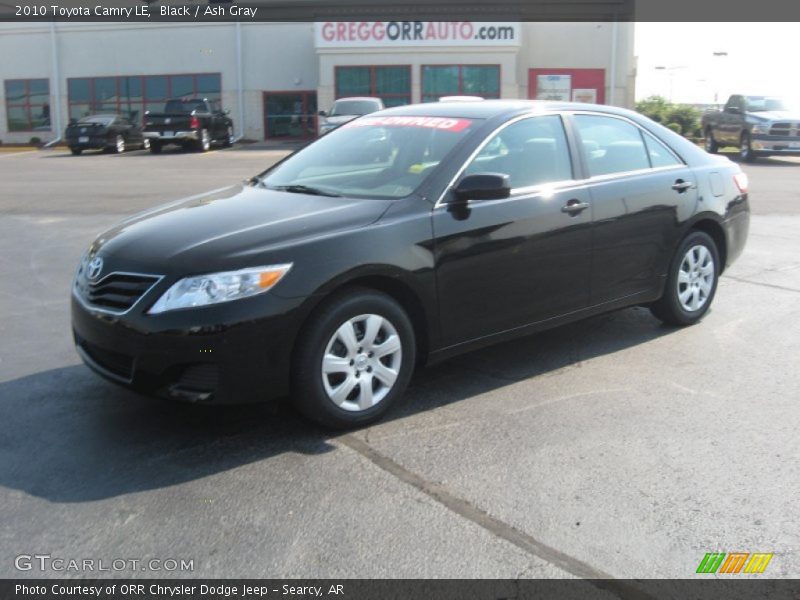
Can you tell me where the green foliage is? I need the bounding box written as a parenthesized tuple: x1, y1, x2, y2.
(635, 95, 701, 139)
(29, 136, 42, 146)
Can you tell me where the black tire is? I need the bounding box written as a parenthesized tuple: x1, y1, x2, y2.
(196, 129, 211, 152)
(650, 231, 720, 326)
(149, 141, 162, 154)
(740, 132, 757, 162)
(292, 288, 416, 429)
(70, 147, 82, 156)
(222, 126, 234, 148)
(704, 128, 718, 154)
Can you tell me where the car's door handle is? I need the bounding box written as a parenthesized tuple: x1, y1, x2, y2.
(561, 200, 590, 215)
(671, 179, 695, 193)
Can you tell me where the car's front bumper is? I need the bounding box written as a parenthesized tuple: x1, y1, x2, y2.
(71, 292, 309, 404)
(751, 135, 800, 154)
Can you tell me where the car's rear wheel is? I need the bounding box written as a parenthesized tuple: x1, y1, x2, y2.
(70, 147, 82, 156)
(222, 126, 234, 148)
(196, 128, 211, 152)
(292, 289, 415, 429)
(149, 141, 162, 154)
(650, 231, 720, 326)
(740, 132, 756, 162)
(142, 138, 151, 150)
(114, 134, 126, 154)
(704, 128, 718, 154)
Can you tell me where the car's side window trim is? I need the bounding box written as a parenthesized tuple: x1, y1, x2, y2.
(434, 111, 574, 208)
(566, 110, 687, 179)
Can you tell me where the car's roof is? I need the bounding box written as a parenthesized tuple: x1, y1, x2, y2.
(379, 99, 637, 120)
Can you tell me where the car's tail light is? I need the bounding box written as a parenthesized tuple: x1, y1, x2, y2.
(733, 172, 749, 194)
(190, 116, 200, 129)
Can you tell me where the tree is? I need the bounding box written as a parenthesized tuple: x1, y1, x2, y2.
(635, 95, 701, 138)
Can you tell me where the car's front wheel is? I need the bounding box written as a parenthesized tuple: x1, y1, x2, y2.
(292, 289, 416, 429)
(650, 231, 720, 326)
(70, 147, 82, 156)
(740, 132, 756, 162)
(704, 128, 718, 154)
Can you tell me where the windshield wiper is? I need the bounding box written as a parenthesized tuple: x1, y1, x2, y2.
(267, 184, 342, 197)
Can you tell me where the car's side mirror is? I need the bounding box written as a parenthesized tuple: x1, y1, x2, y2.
(224, 108, 231, 115)
(318, 110, 327, 117)
(451, 173, 511, 203)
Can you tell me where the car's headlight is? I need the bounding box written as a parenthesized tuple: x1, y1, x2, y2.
(148, 264, 292, 314)
(751, 123, 769, 135)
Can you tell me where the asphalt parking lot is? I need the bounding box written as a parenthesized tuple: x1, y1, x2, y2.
(0, 144, 798, 581)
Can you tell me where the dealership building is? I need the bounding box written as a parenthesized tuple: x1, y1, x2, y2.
(0, 20, 635, 143)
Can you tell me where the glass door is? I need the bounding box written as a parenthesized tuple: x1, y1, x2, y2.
(263, 91, 318, 140)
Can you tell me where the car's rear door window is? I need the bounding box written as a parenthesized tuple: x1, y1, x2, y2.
(574, 114, 651, 177)
(642, 130, 682, 168)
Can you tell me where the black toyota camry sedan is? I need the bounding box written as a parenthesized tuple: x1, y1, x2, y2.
(72, 100, 750, 428)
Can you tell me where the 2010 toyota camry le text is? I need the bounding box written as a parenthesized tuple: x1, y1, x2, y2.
(72, 100, 750, 428)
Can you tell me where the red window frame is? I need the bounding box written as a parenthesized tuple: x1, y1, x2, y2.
(262, 90, 318, 140)
(334, 65, 412, 106)
(4, 78, 51, 132)
(66, 72, 222, 123)
(420, 64, 501, 102)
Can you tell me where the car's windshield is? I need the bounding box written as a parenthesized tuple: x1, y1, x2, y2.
(163, 99, 207, 114)
(79, 116, 115, 126)
(261, 115, 480, 199)
(330, 100, 381, 116)
(745, 97, 789, 112)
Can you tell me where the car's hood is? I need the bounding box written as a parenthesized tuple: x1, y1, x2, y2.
(748, 110, 800, 122)
(323, 115, 359, 126)
(91, 184, 391, 274)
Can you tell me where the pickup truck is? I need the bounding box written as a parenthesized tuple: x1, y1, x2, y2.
(702, 95, 800, 162)
(143, 98, 234, 153)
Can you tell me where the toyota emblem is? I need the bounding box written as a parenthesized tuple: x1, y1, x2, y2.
(87, 256, 104, 281)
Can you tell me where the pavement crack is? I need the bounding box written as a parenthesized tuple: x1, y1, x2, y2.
(338, 434, 657, 600)
(722, 274, 800, 293)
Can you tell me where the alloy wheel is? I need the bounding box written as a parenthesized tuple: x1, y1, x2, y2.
(677, 244, 715, 312)
(320, 314, 402, 412)
(115, 135, 125, 153)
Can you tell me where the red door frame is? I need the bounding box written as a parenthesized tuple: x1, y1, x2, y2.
(262, 90, 318, 140)
(528, 68, 606, 104)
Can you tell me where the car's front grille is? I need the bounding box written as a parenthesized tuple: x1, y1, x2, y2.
(177, 364, 219, 392)
(75, 269, 161, 314)
(769, 122, 797, 135)
(75, 334, 134, 380)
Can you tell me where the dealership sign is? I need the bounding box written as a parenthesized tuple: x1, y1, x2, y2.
(315, 22, 521, 48)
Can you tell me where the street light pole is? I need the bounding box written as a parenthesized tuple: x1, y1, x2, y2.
(712, 51, 728, 105)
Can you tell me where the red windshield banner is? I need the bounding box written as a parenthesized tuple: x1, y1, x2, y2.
(342, 116, 474, 132)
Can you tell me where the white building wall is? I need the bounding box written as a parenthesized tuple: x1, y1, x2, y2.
(0, 21, 634, 144)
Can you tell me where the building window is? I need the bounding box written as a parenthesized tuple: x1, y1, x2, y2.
(335, 66, 411, 108)
(5, 79, 50, 132)
(421, 65, 500, 102)
(67, 73, 221, 124)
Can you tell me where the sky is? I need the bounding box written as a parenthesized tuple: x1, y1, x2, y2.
(634, 23, 800, 106)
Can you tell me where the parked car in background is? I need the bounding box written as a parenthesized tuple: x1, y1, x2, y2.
(318, 97, 384, 135)
(438, 96, 485, 102)
(66, 114, 149, 155)
(702, 94, 800, 161)
(143, 98, 234, 153)
(72, 100, 749, 428)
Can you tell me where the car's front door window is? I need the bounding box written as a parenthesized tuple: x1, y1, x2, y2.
(464, 115, 573, 189)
